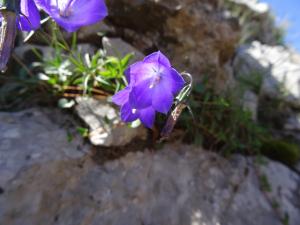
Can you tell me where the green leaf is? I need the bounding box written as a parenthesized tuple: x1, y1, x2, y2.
(77, 127, 89, 137)
(121, 53, 134, 68)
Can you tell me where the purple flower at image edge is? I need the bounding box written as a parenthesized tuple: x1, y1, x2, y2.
(18, 0, 41, 31)
(35, 0, 108, 32)
(112, 51, 185, 128)
(0, 0, 41, 31)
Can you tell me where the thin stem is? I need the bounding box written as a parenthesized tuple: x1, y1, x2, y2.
(12, 53, 34, 77)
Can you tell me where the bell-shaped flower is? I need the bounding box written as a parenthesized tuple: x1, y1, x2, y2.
(35, 0, 108, 32)
(112, 86, 156, 128)
(127, 51, 185, 114)
(112, 51, 185, 128)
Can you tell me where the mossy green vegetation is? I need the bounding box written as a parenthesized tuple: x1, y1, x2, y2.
(179, 81, 267, 155)
(260, 139, 300, 166)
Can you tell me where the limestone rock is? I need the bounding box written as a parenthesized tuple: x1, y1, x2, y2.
(75, 97, 146, 146)
(0, 108, 87, 188)
(0, 138, 299, 225)
(13, 44, 55, 65)
(243, 90, 258, 120)
(106, 0, 240, 90)
(1, 109, 299, 225)
(234, 41, 300, 108)
(229, 0, 269, 14)
(102, 37, 145, 61)
(223, 0, 282, 45)
(77, 22, 115, 44)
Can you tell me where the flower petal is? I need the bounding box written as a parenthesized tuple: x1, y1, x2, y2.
(143, 51, 171, 68)
(120, 102, 139, 122)
(126, 61, 154, 85)
(163, 68, 185, 95)
(139, 107, 155, 128)
(112, 87, 130, 106)
(36, 0, 107, 32)
(18, 0, 40, 31)
(129, 78, 153, 109)
(152, 84, 173, 114)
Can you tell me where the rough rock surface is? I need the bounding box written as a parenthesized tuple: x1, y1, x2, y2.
(106, 0, 239, 90)
(223, 0, 281, 45)
(234, 41, 300, 108)
(75, 97, 146, 146)
(242, 90, 258, 120)
(233, 41, 300, 142)
(228, 0, 269, 14)
(0, 108, 88, 188)
(1, 108, 300, 225)
(102, 37, 145, 61)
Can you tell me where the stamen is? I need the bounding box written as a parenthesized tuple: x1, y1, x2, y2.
(59, 0, 75, 17)
(149, 75, 161, 89)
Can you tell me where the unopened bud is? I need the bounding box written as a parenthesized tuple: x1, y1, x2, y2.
(0, 10, 17, 72)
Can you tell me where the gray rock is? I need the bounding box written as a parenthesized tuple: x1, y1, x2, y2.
(234, 41, 300, 108)
(284, 114, 300, 132)
(228, 0, 269, 14)
(0, 108, 299, 225)
(283, 113, 300, 144)
(75, 97, 146, 146)
(106, 0, 240, 91)
(0, 108, 87, 188)
(260, 160, 300, 225)
(102, 37, 145, 61)
(296, 162, 300, 174)
(0, 139, 300, 225)
(243, 90, 258, 120)
(77, 22, 115, 43)
(14, 44, 97, 65)
(223, 0, 282, 45)
(13, 44, 55, 65)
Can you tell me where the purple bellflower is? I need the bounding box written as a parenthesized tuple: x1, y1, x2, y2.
(35, 0, 108, 32)
(112, 51, 185, 128)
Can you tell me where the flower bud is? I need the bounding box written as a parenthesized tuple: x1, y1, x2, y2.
(0, 10, 17, 72)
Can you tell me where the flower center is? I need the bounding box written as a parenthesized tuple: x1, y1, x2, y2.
(59, 0, 75, 17)
(149, 76, 161, 89)
(149, 67, 162, 89)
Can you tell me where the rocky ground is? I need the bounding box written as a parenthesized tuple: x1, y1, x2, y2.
(0, 109, 299, 225)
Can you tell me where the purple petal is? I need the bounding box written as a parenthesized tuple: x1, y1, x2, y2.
(129, 79, 153, 109)
(124, 67, 131, 84)
(139, 107, 155, 128)
(112, 87, 130, 106)
(36, 0, 107, 32)
(163, 68, 185, 95)
(152, 84, 173, 114)
(126, 61, 154, 85)
(120, 102, 139, 122)
(143, 51, 171, 68)
(18, 0, 40, 31)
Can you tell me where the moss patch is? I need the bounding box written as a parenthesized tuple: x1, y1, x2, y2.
(260, 140, 300, 166)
